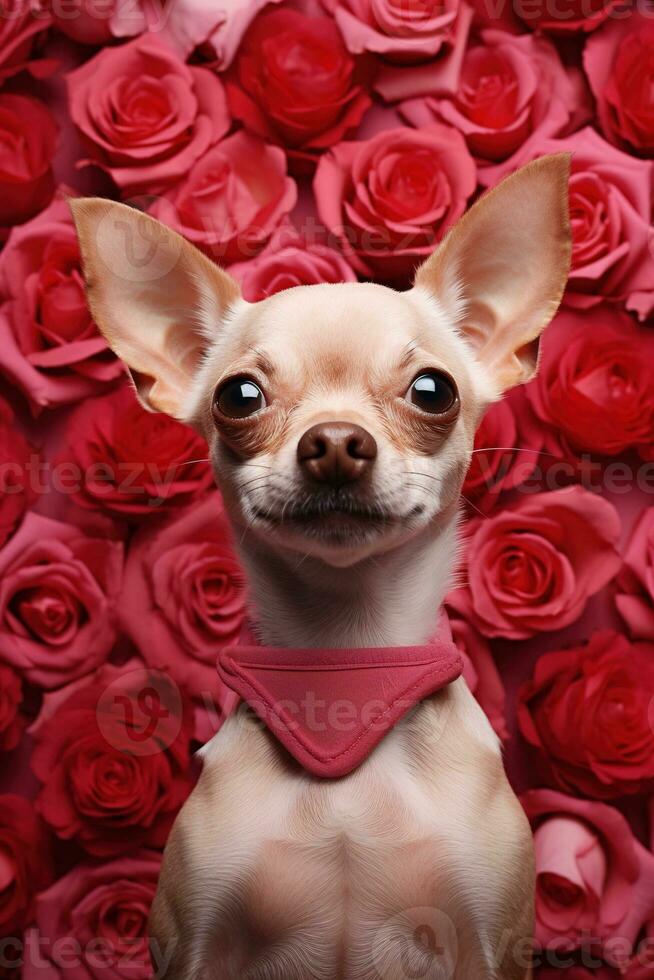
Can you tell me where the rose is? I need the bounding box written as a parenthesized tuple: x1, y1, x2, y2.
(401, 30, 588, 174)
(228, 225, 357, 300)
(514, 0, 622, 33)
(0, 94, 57, 234)
(0, 0, 53, 83)
(527, 308, 654, 459)
(0, 512, 123, 690)
(518, 631, 654, 799)
(616, 509, 654, 642)
(0, 395, 35, 548)
(452, 486, 621, 640)
(226, 8, 371, 169)
(58, 384, 213, 519)
(120, 493, 246, 715)
(584, 14, 654, 157)
(31, 660, 194, 856)
(446, 604, 508, 740)
(0, 194, 124, 413)
(67, 33, 230, 196)
(0, 795, 52, 935)
(0, 664, 23, 753)
(314, 123, 476, 283)
(22, 852, 160, 980)
(462, 391, 545, 514)
(481, 130, 654, 317)
(321, 0, 473, 102)
(150, 130, 297, 263)
(523, 789, 654, 970)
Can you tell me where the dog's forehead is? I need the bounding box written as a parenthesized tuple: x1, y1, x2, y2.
(226, 282, 462, 377)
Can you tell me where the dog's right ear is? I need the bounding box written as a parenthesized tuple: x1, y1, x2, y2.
(69, 198, 241, 419)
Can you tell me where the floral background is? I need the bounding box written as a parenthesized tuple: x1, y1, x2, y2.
(0, 0, 653, 975)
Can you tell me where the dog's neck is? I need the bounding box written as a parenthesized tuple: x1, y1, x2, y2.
(235, 507, 461, 649)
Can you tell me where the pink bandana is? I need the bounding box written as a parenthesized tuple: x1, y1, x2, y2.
(217, 614, 463, 778)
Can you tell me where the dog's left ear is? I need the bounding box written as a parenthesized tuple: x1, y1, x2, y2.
(414, 153, 571, 392)
(69, 198, 241, 418)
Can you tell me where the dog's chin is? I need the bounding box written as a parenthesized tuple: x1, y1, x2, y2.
(247, 496, 429, 567)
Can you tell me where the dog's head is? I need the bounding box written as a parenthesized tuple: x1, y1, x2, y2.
(70, 155, 570, 567)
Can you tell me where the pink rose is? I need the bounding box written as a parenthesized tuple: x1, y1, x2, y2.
(0, 94, 57, 234)
(0, 663, 23, 752)
(0, 512, 123, 690)
(527, 307, 654, 459)
(401, 30, 588, 174)
(0, 194, 123, 413)
(321, 0, 473, 102)
(463, 390, 546, 514)
(453, 487, 621, 639)
(514, 0, 623, 33)
(31, 661, 194, 856)
(229, 225, 357, 300)
(120, 492, 246, 716)
(0, 395, 35, 547)
(446, 604, 508, 740)
(23, 851, 161, 980)
(67, 33, 230, 195)
(523, 789, 654, 969)
(616, 509, 654, 642)
(0, 0, 53, 82)
(226, 7, 371, 169)
(0, 795, 52, 936)
(482, 129, 654, 317)
(52, 0, 115, 43)
(57, 384, 213, 520)
(518, 631, 654, 800)
(584, 13, 654, 157)
(314, 123, 476, 283)
(151, 130, 297, 263)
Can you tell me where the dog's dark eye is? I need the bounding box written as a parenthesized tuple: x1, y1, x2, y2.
(213, 377, 266, 420)
(406, 372, 458, 416)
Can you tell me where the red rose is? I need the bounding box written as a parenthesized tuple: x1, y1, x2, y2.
(524, 789, 654, 970)
(58, 384, 213, 519)
(518, 631, 654, 799)
(0, 0, 52, 83)
(226, 8, 371, 169)
(514, 0, 621, 33)
(453, 487, 621, 639)
(446, 605, 508, 740)
(120, 493, 245, 721)
(463, 390, 545, 514)
(401, 30, 588, 173)
(527, 307, 654, 459)
(314, 123, 476, 283)
(584, 14, 654, 157)
(616, 508, 654, 642)
(0, 795, 52, 935)
(0, 512, 123, 690)
(0, 194, 123, 413)
(31, 660, 194, 856)
(0, 664, 23, 752)
(322, 0, 473, 102)
(0, 94, 57, 234)
(23, 851, 160, 980)
(151, 130, 297, 263)
(0, 395, 35, 547)
(228, 224, 357, 300)
(482, 129, 654, 318)
(67, 33, 230, 195)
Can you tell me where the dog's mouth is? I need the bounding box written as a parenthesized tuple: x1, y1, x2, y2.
(252, 492, 424, 541)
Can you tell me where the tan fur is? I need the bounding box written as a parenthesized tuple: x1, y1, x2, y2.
(70, 155, 571, 980)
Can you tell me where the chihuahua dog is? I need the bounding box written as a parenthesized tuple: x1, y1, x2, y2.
(71, 152, 571, 980)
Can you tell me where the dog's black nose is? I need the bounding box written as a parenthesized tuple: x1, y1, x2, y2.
(297, 422, 377, 487)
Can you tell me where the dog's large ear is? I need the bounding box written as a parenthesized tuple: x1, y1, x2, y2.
(69, 198, 241, 418)
(414, 153, 571, 393)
